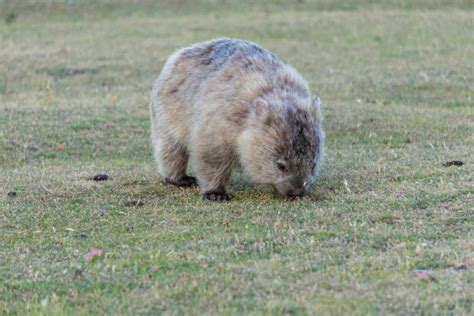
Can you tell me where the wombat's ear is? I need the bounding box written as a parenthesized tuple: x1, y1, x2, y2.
(311, 96, 323, 123)
(252, 98, 269, 118)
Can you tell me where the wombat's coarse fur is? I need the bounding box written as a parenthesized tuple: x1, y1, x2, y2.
(150, 39, 324, 201)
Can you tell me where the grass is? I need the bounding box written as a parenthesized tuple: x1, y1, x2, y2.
(1, 0, 473, 314)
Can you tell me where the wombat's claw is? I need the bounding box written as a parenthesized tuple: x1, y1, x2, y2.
(202, 192, 230, 202)
(165, 175, 197, 187)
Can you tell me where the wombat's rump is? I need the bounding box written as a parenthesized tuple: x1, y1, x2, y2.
(150, 39, 324, 201)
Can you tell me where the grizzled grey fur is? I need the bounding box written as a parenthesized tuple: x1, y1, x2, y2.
(150, 39, 324, 201)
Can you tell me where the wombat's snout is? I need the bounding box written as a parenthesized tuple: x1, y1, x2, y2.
(274, 181, 308, 198)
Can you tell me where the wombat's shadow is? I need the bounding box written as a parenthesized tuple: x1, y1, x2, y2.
(103, 166, 355, 205)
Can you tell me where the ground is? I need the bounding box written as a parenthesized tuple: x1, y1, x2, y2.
(0, 0, 473, 314)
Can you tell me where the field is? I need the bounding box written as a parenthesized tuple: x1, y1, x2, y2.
(1, 0, 473, 314)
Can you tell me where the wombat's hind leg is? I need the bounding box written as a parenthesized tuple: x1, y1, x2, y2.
(153, 136, 196, 187)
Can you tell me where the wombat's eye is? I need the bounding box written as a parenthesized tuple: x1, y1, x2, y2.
(276, 162, 287, 172)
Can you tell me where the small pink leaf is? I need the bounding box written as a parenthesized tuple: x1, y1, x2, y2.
(84, 248, 103, 261)
(90, 248, 103, 255)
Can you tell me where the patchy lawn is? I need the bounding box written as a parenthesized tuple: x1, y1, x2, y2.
(1, 0, 472, 314)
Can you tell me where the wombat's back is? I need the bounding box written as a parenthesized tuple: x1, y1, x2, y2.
(151, 39, 309, 142)
(153, 38, 283, 106)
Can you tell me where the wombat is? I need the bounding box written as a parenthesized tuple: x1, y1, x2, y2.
(150, 39, 324, 201)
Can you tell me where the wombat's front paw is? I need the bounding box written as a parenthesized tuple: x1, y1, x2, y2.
(202, 192, 230, 202)
(165, 175, 197, 187)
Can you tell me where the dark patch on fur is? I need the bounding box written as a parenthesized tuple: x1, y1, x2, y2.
(221, 73, 234, 81)
(263, 112, 280, 129)
(227, 110, 248, 125)
(282, 75, 293, 86)
(290, 108, 317, 153)
(259, 84, 275, 97)
(241, 57, 255, 70)
(166, 76, 187, 95)
(269, 107, 319, 176)
(208, 40, 239, 67)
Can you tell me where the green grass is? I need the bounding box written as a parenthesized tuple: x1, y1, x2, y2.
(1, 0, 473, 314)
